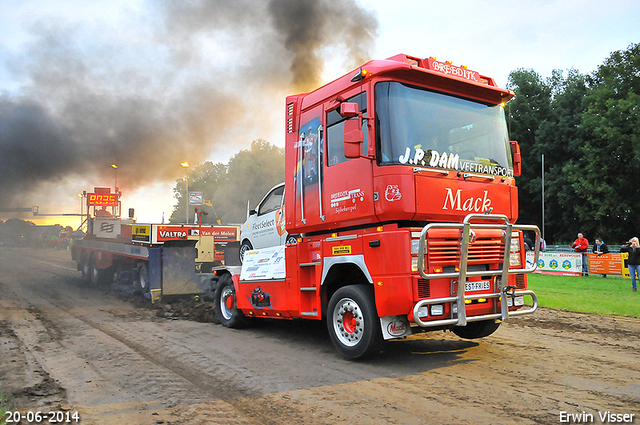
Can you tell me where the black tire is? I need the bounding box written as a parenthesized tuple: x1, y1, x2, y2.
(285, 234, 298, 245)
(452, 320, 500, 339)
(80, 252, 91, 283)
(89, 254, 112, 286)
(239, 240, 253, 264)
(326, 285, 382, 359)
(89, 254, 100, 286)
(214, 274, 249, 328)
(134, 262, 149, 293)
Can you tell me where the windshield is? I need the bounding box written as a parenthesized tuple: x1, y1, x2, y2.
(376, 82, 513, 177)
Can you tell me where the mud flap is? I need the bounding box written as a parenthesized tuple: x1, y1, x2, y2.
(380, 315, 411, 340)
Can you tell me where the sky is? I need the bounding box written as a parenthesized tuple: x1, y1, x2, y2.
(0, 0, 638, 228)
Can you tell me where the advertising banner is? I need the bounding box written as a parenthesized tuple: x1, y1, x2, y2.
(240, 246, 286, 281)
(527, 252, 583, 276)
(132, 224, 151, 243)
(588, 253, 623, 275)
(620, 252, 634, 279)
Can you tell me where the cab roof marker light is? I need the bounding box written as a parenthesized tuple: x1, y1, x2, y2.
(350, 68, 371, 82)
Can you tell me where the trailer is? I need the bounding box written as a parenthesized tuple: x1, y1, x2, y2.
(71, 187, 239, 300)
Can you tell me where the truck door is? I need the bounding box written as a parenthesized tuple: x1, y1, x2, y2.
(323, 92, 375, 227)
(294, 113, 323, 229)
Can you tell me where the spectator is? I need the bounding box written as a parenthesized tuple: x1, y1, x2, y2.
(592, 238, 609, 255)
(620, 237, 640, 292)
(592, 238, 609, 278)
(572, 232, 589, 276)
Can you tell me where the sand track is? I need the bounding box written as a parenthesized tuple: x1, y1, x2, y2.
(1, 247, 638, 425)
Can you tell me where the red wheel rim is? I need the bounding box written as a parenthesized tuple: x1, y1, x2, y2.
(342, 310, 356, 333)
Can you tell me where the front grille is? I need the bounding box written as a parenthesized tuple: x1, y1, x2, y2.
(515, 274, 526, 289)
(417, 279, 430, 298)
(427, 233, 505, 266)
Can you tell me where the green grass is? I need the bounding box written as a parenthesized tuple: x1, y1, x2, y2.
(527, 273, 640, 318)
(0, 392, 8, 425)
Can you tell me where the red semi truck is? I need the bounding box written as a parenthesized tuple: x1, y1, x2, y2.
(214, 54, 540, 358)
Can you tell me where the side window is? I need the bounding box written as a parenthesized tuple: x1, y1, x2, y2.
(326, 92, 368, 167)
(258, 186, 284, 215)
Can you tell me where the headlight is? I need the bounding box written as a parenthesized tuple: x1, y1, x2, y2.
(412, 257, 419, 272)
(510, 236, 522, 267)
(417, 305, 429, 318)
(411, 239, 420, 255)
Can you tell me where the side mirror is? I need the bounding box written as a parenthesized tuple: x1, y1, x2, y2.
(510, 141, 521, 176)
(249, 209, 257, 216)
(340, 102, 360, 117)
(344, 119, 363, 159)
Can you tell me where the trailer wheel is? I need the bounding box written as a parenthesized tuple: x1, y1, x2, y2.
(89, 254, 112, 286)
(452, 320, 500, 339)
(327, 285, 382, 359)
(214, 274, 248, 328)
(239, 240, 253, 264)
(89, 254, 100, 285)
(134, 262, 149, 294)
(80, 252, 91, 283)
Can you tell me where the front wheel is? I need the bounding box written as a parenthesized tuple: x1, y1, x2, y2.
(327, 285, 382, 359)
(214, 274, 249, 328)
(451, 320, 500, 339)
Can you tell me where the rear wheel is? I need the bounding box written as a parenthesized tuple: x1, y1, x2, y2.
(134, 262, 149, 293)
(327, 285, 382, 359)
(452, 320, 500, 339)
(80, 252, 91, 283)
(214, 274, 248, 328)
(89, 254, 112, 286)
(89, 254, 100, 285)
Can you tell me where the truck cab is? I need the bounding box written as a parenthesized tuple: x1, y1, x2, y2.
(217, 54, 539, 359)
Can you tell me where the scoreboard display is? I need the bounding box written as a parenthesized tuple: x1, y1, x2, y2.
(87, 193, 119, 207)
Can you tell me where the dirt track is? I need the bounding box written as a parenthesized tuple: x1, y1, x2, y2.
(1, 247, 639, 425)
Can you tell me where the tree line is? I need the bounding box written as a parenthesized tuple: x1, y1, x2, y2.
(508, 42, 639, 244)
(169, 139, 284, 225)
(170, 43, 639, 245)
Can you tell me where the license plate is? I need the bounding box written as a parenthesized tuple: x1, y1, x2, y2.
(465, 280, 491, 292)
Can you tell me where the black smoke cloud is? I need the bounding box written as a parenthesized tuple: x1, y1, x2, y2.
(0, 0, 378, 210)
